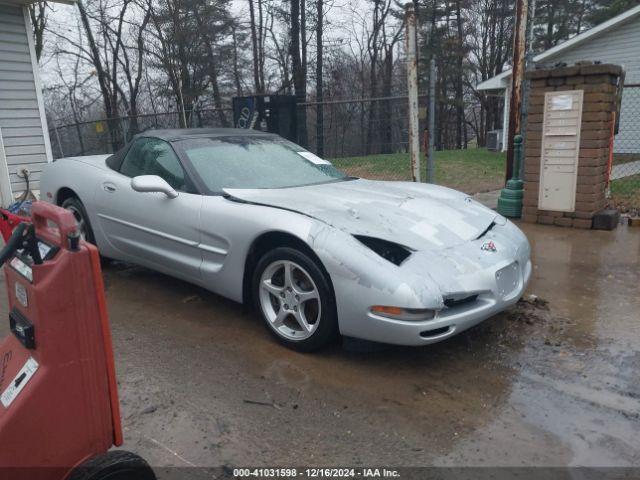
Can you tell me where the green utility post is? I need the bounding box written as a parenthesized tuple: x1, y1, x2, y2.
(497, 134, 524, 218)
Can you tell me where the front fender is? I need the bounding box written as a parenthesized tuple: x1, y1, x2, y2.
(306, 223, 444, 337)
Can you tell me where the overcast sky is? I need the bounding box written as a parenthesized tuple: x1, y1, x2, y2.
(39, 0, 402, 90)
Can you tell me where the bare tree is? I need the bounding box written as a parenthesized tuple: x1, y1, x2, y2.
(43, 0, 625, 160)
(363, 0, 400, 154)
(54, 55, 96, 154)
(191, 0, 237, 126)
(112, 8, 151, 138)
(262, 4, 291, 93)
(378, 9, 403, 154)
(231, 23, 248, 97)
(72, 0, 127, 150)
(248, 0, 264, 93)
(467, 0, 514, 145)
(29, 1, 48, 62)
(51, 0, 157, 149)
(145, 0, 209, 127)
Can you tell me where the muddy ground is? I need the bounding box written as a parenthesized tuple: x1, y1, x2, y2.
(1, 222, 639, 476)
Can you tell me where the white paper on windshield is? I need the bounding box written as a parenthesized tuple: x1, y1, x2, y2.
(298, 151, 331, 165)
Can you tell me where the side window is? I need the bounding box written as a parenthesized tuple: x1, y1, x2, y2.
(120, 138, 188, 191)
(120, 138, 152, 178)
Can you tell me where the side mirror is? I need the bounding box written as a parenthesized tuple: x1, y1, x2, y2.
(131, 175, 178, 199)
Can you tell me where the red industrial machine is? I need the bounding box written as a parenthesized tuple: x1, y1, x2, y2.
(0, 208, 27, 244)
(0, 202, 155, 480)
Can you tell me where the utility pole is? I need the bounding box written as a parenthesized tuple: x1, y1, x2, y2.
(405, 2, 420, 182)
(427, 58, 436, 183)
(506, 0, 528, 180)
(316, 0, 324, 157)
(518, 0, 537, 180)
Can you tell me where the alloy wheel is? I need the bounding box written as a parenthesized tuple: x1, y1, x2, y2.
(258, 260, 322, 341)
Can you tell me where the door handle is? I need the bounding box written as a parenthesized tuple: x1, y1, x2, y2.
(103, 182, 116, 193)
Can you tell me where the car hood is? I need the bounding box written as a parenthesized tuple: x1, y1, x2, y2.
(225, 179, 498, 251)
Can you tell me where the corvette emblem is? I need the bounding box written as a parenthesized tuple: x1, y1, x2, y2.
(481, 240, 497, 252)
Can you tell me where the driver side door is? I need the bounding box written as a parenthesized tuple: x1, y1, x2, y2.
(95, 137, 203, 282)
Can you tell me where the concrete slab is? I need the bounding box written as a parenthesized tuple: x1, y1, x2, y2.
(1, 223, 639, 472)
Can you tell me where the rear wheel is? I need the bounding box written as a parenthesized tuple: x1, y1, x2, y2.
(61, 196, 110, 265)
(66, 450, 156, 480)
(61, 196, 95, 245)
(253, 247, 338, 351)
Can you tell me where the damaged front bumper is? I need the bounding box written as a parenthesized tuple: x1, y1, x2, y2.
(357, 259, 531, 345)
(329, 221, 532, 346)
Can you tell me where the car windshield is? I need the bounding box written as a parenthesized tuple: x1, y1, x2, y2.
(177, 136, 348, 192)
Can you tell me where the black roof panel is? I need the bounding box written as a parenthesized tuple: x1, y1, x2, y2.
(135, 128, 275, 142)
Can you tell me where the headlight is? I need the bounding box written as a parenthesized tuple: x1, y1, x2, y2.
(353, 235, 413, 266)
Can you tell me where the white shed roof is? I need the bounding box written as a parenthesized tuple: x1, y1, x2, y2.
(477, 4, 640, 91)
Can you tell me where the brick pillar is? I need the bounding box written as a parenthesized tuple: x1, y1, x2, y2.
(522, 63, 622, 228)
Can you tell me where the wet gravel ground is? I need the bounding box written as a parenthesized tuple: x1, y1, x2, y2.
(1, 222, 639, 476)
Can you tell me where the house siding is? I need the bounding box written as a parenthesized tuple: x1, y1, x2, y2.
(0, 3, 50, 197)
(540, 17, 640, 154)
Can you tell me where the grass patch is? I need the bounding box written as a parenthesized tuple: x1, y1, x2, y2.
(610, 173, 640, 211)
(332, 148, 506, 194)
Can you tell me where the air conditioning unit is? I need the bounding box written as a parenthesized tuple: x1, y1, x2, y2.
(232, 95, 298, 143)
(487, 129, 503, 151)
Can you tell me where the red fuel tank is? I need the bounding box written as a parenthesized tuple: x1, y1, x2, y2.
(0, 202, 122, 480)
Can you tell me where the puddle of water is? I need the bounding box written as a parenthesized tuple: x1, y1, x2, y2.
(0, 223, 638, 467)
(439, 223, 640, 467)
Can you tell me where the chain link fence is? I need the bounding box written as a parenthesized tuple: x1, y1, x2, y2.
(49, 108, 233, 160)
(298, 97, 506, 194)
(45, 86, 640, 213)
(299, 96, 424, 183)
(49, 96, 507, 196)
(299, 97, 412, 180)
(50, 97, 417, 171)
(610, 85, 640, 214)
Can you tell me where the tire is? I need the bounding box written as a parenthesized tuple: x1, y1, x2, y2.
(61, 196, 96, 245)
(66, 450, 156, 480)
(252, 247, 338, 352)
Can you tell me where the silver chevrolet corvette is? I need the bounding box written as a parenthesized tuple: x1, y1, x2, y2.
(41, 128, 531, 351)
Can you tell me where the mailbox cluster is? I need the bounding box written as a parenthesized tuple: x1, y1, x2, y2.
(522, 63, 623, 228)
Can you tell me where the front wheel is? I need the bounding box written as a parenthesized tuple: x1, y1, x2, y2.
(253, 247, 338, 352)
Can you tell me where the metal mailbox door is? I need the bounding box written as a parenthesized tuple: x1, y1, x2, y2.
(538, 90, 584, 212)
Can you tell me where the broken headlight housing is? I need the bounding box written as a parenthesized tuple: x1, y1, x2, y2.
(354, 235, 413, 266)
